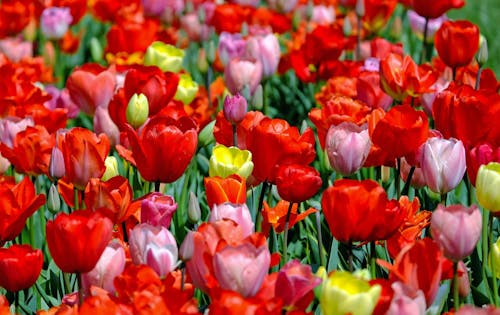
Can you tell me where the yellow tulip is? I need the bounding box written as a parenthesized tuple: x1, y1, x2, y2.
(174, 73, 199, 105)
(101, 156, 119, 181)
(318, 268, 381, 315)
(490, 237, 500, 279)
(144, 41, 185, 73)
(209, 144, 254, 179)
(476, 162, 500, 212)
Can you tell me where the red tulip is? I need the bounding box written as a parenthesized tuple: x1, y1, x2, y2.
(60, 127, 110, 191)
(0, 245, 43, 292)
(435, 20, 480, 69)
(363, 0, 398, 33)
(213, 110, 266, 149)
(411, 0, 464, 19)
(84, 176, 133, 223)
(46, 210, 113, 273)
(0, 177, 46, 246)
(275, 164, 322, 203)
(246, 118, 316, 183)
(322, 179, 407, 243)
(466, 143, 500, 186)
(122, 116, 198, 183)
(380, 53, 437, 101)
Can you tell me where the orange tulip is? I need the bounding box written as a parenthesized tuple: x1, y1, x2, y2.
(0, 177, 46, 246)
(204, 175, 247, 209)
(60, 127, 110, 191)
(261, 201, 317, 235)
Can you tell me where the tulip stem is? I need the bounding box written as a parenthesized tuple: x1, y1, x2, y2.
(453, 261, 460, 311)
(441, 193, 447, 206)
(475, 67, 482, 90)
(77, 272, 83, 305)
(490, 213, 499, 306)
(452, 67, 457, 81)
(419, 17, 429, 64)
(256, 181, 269, 231)
(356, 15, 362, 61)
(395, 158, 401, 199)
(63, 273, 71, 296)
(370, 242, 377, 279)
(73, 188, 79, 211)
(154, 181, 161, 193)
(348, 242, 354, 272)
(482, 208, 492, 298)
(282, 202, 295, 265)
(401, 166, 415, 196)
(316, 211, 326, 267)
(232, 123, 238, 147)
(122, 221, 128, 243)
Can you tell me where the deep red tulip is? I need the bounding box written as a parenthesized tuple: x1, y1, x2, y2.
(247, 118, 316, 184)
(0, 245, 43, 292)
(210, 4, 254, 34)
(275, 164, 322, 203)
(60, 127, 110, 191)
(380, 53, 437, 101)
(46, 210, 113, 273)
(435, 20, 480, 69)
(432, 83, 500, 148)
(106, 19, 159, 55)
(122, 116, 198, 183)
(371, 104, 429, 161)
(0, 177, 46, 246)
(411, 0, 464, 19)
(322, 179, 407, 243)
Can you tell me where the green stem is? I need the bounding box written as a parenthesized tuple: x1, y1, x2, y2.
(255, 181, 269, 232)
(77, 272, 83, 305)
(401, 166, 415, 196)
(316, 211, 326, 267)
(475, 67, 482, 90)
(348, 242, 354, 273)
(73, 187, 79, 211)
(482, 208, 492, 297)
(370, 242, 377, 279)
(419, 18, 429, 64)
(441, 193, 447, 206)
(395, 158, 401, 199)
(155, 181, 161, 193)
(282, 202, 295, 265)
(232, 123, 238, 147)
(63, 273, 71, 296)
(453, 261, 460, 311)
(490, 213, 499, 306)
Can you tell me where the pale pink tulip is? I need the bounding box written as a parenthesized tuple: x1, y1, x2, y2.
(40, 7, 73, 40)
(0, 37, 33, 62)
(386, 282, 426, 315)
(245, 34, 281, 77)
(0, 117, 34, 148)
(93, 107, 120, 147)
(218, 32, 247, 66)
(209, 203, 254, 237)
(224, 57, 263, 95)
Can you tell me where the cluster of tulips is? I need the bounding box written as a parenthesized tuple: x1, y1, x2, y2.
(0, 0, 499, 314)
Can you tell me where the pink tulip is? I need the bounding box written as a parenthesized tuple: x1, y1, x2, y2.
(266, 0, 298, 13)
(275, 259, 321, 308)
(141, 0, 169, 17)
(213, 236, 270, 297)
(407, 10, 447, 43)
(386, 282, 426, 315)
(179, 231, 195, 261)
(66, 65, 116, 115)
(224, 57, 263, 95)
(49, 146, 65, 180)
(311, 5, 336, 25)
(81, 241, 125, 295)
(209, 203, 254, 238)
(141, 193, 178, 228)
(223, 93, 248, 124)
(93, 107, 120, 147)
(420, 137, 466, 194)
(40, 7, 73, 40)
(0, 37, 33, 62)
(325, 122, 372, 176)
(431, 204, 482, 261)
(180, 13, 210, 42)
(245, 34, 281, 77)
(44, 86, 80, 119)
(129, 223, 178, 277)
(218, 32, 247, 66)
(0, 117, 34, 149)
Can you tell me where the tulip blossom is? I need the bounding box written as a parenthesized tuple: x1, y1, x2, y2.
(407, 11, 447, 43)
(245, 33, 281, 77)
(218, 32, 247, 66)
(275, 164, 322, 203)
(82, 241, 126, 295)
(267, 0, 297, 13)
(322, 179, 407, 243)
(275, 260, 321, 309)
(40, 7, 73, 40)
(466, 143, 500, 186)
(223, 93, 248, 124)
(419, 137, 466, 194)
(431, 204, 482, 261)
(144, 41, 185, 73)
(476, 162, 500, 212)
(224, 57, 263, 95)
(209, 144, 254, 180)
(141, 193, 178, 228)
(356, 71, 393, 111)
(129, 224, 178, 278)
(435, 20, 480, 69)
(411, 0, 464, 20)
(262, 201, 317, 235)
(0, 245, 43, 292)
(0, 177, 46, 246)
(209, 203, 254, 238)
(385, 282, 426, 315)
(363, 0, 398, 33)
(213, 234, 271, 297)
(318, 269, 381, 315)
(204, 175, 247, 209)
(46, 210, 113, 273)
(325, 122, 372, 176)
(174, 73, 199, 105)
(93, 106, 120, 147)
(490, 237, 500, 279)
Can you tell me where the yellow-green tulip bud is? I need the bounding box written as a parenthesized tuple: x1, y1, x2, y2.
(144, 41, 185, 73)
(174, 73, 199, 105)
(490, 237, 500, 279)
(102, 156, 119, 181)
(318, 269, 381, 315)
(126, 93, 149, 129)
(476, 162, 500, 212)
(188, 192, 201, 224)
(209, 144, 254, 179)
(47, 183, 61, 213)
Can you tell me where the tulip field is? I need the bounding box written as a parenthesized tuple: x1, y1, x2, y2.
(1, 0, 500, 314)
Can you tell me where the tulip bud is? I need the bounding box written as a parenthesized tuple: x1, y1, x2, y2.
(431, 204, 482, 261)
(343, 17, 352, 36)
(49, 146, 65, 180)
(188, 192, 201, 223)
(251, 84, 263, 109)
(325, 122, 371, 176)
(490, 237, 500, 279)
(209, 203, 254, 237)
(245, 34, 281, 77)
(47, 184, 61, 213)
(40, 7, 73, 40)
(355, 0, 365, 17)
(477, 35, 488, 67)
(476, 162, 500, 212)
(94, 107, 120, 147)
(89, 37, 103, 62)
(179, 231, 195, 261)
(420, 137, 466, 195)
(141, 193, 178, 228)
(197, 49, 209, 74)
(207, 40, 216, 64)
(144, 41, 185, 73)
(126, 93, 149, 129)
(198, 120, 215, 147)
(209, 144, 254, 179)
(223, 94, 248, 124)
(174, 74, 199, 105)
